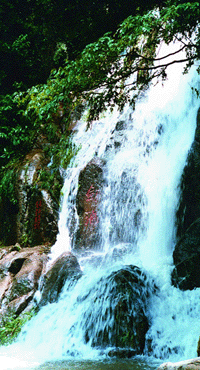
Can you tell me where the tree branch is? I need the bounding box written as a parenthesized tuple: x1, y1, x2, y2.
(88, 54, 196, 95)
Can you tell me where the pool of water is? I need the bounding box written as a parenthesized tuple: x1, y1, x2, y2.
(35, 358, 160, 370)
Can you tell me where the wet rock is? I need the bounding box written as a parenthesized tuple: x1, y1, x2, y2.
(157, 357, 200, 370)
(172, 218, 200, 289)
(115, 120, 126, 131)
(0, 248, 8, 261)
(0, 250, 17, 279)
(7, 256, 43, 302)
(16, 149, 62, 247)
(7, 291, 35, 317)
(176, 107, 200, 238)
(74, 158, 105, 250)
(0, 142, 63, 247)
(40, 252, 82, 306)
(108, 348, 137, 358)
(172, 107, 200, 290)
(0, 274, 12, 301)
(0, 245, 49, 317)
(83, 265, 156, 354)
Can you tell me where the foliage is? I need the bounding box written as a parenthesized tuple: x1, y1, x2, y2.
(44, 135, 79, 169)
(0, 93, 36, 167)
(0, 0, 164, 95)
(0, 162, 19, 245)
(0, 165, 18, 205)
(20, 1, 200, 127)
(0, 310, 35, 346)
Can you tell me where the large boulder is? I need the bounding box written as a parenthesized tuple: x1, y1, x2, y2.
(157, 357, 200, 370)
(39, 252, 82, 306)
(172, 218, 200, 290)
(82, 265, 156, 354)
(74, 157, 104, 250)
(0, 245, 50, 319)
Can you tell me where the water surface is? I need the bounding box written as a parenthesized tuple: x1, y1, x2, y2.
(35, 358, 159, 370)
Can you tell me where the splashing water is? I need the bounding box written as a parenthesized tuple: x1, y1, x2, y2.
(0, 45, 200, 369)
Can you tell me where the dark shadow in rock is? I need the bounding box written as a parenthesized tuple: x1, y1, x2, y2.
(8, 258, 26, 275)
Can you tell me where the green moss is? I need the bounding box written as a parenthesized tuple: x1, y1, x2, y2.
(44, 136, 78, 169)
(9, 278, 33, 301)
(36, 166, 63, 205)
(0, 309, 35, 346)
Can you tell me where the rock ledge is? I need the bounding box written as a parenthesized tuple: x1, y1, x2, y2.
(157, 357, 200, 370)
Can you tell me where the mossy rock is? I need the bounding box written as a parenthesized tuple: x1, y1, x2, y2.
(82, 265, 156, 354)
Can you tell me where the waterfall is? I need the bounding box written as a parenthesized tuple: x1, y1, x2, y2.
(0, 47, 200, 369)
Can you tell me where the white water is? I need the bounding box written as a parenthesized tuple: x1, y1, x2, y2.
(0, 49, 200, 369)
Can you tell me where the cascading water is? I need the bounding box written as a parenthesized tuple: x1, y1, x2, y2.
(0, 45, 200, 370)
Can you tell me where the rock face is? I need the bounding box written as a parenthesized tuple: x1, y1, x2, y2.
(0, 246, 82, 333)
(157, 357, 200, 370)
(0, 245, 50, 320)
(82, 265, 155, 354)
(172, 107, 200, 289)
(108, 348, 137, 358)
(176, 108, 200, 238)
(16, 148, 62, 247)
(74, 157, 104, 250)
(39, 252, 82, 306)
(0, 147, 63, 248)
(172, 218, 200, 289)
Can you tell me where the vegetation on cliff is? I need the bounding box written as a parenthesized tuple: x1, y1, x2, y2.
(16, 2, 199, 128)
(20, 3, 200, 125)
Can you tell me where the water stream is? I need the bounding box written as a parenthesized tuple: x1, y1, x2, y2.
(0, 47, 200, 370)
